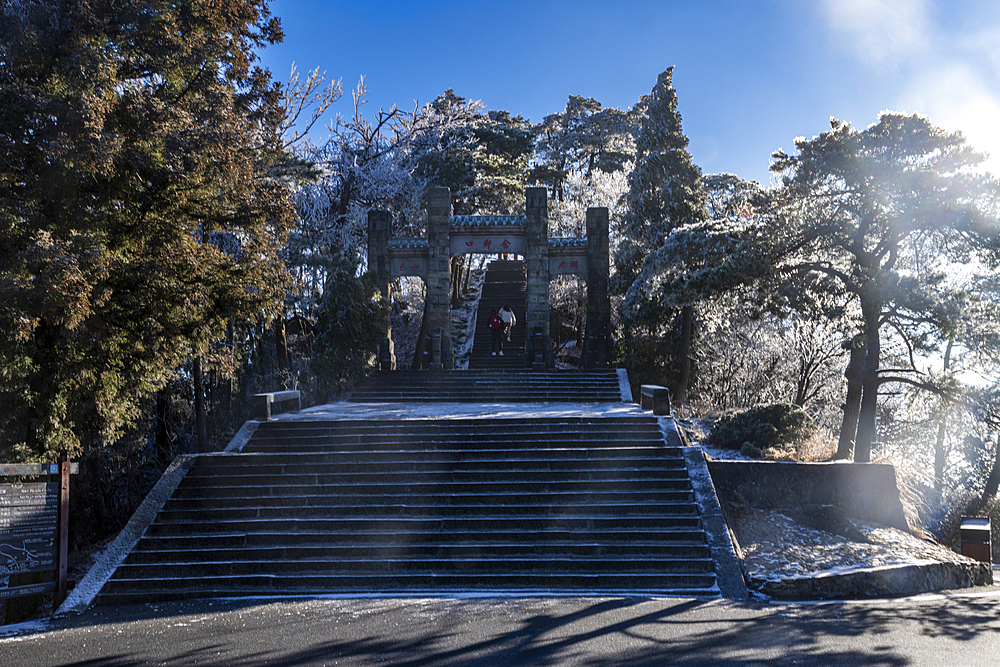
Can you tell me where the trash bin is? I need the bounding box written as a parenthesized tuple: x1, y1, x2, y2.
(960, 516, 992, 564)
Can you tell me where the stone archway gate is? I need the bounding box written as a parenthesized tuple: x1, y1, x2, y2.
(368, 186, 610, 370)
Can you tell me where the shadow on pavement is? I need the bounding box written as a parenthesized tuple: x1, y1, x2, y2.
(6, 593, 994, 666)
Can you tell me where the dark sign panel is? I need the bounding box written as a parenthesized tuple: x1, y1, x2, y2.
(0, 582, 56, 600)
(0, 482, 58, 576)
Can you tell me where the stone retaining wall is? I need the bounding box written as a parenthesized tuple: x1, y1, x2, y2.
(707, 460, 909, 531)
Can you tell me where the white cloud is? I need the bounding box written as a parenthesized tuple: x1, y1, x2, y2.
(896, 63, 1000, 173)
(818, 0, 931, 67)
(819, 0, 1000, 175)
(958, 23, 1000, 81)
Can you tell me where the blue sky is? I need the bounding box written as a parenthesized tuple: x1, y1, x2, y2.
(256, 0, 1000, 186)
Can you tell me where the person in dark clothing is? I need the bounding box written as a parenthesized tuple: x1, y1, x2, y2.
(488, 310, 505, 355)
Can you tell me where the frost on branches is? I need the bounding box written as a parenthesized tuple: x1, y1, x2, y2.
(286, 77, 485, 290)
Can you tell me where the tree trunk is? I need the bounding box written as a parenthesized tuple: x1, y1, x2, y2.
(854, 306, 882, 462)
(410, 301, 430, 371)
(675, 305, 694, 405)
(971, 434, 1000, 516)
(834, 337, 866, 460)
(450, 256, 464, 306)
(932, 338, 954, 506)
(155, 387, 171, 466)
(220, 321, 234, 427)
(275, 311, 289, 374)
(193, 356, 208, 454)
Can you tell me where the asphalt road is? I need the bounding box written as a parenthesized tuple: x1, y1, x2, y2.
(2, 592, 1000, 666)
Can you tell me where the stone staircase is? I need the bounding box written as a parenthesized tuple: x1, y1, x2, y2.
(470, 259, 525, 369)
(350, 369, 623, 403)
(96, 416, 718, 603)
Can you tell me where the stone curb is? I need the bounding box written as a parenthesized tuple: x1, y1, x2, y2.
(660, 417, 749, 600)
(56, 423, 259, 616)
(55, 455, 196, 616)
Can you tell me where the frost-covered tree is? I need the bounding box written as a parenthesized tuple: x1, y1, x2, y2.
(613, 67, 709, 402)
(764, 114, 1000, 462)
(285, 81, 484, 312)
(532, 95, 637, 203)
(473, 109, 534, 215)
(547, 165, 632, 358)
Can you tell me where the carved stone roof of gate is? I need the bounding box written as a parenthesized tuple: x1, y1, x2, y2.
(450, 215, 526, 227)
(548, 237, 587, 247)
(388, 237, 428, 249)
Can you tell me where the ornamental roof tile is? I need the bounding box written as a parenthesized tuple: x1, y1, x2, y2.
(450, 215, 526, 227)
(388, 237, 429, 249)
(548, 237, 587, 247)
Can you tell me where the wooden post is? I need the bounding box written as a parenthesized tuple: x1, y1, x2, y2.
(55, 454, 70, 612)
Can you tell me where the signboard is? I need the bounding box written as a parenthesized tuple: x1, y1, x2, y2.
(451, 234, 525, 256)
(0, 582, 55, 600)
(0, 483, 58, 576)
(390, 257, 427, 279)
(0, 460, 75, 613)
(0, 463, 78, 476)
(549, 255, 588, 277)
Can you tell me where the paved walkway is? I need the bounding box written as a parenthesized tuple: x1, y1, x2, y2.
(4, 593, 1000, 665)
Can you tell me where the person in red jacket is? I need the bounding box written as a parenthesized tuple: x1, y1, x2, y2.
(488, 310, 505, 356)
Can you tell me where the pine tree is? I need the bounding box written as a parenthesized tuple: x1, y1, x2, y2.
(0, 0, 294, 459)
(613, 67, 708, 402)
(768, 114, 1000, 461)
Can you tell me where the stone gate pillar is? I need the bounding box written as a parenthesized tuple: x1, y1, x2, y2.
(525, 187, 553, 369)
(585, 207, 611, 368)
(426, 186, 453, 370)
(367, 210, 395, 370)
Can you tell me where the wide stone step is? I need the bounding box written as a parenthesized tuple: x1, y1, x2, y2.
(349, 393, 621, 403)
(246, 430, 667, 443)
(125, 540, 711, 561)
(131, 527, 708, 549)
(167, 488, 697, 506)
(245, 444, 683, 459)
(351, 384, 620, 393)
(254, 415, 650, 428)
(172, 479, 695, 499)
(349, 378, 619, 386)
(186, 454, 689, 472)
(187, 455, 689, 474)
(350, 371, 623, 402)
(176, 471, 694, 489)
(154, 501, 700, 522)
(245, 440, 679, 456)
(143, 515, 705, 537)
(112, 556, 716, 579)
(98, 572, 719, 603)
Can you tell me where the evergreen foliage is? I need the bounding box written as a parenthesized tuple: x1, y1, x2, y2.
(765, 114, 1000, 461)
(705, 403, 816, 453)
(613, 68, 708, 295)
(310, 261, 390, 398)
(0, 0, 294, 459)
(532, 95, 637, 203)
(613, 68, 708, 400)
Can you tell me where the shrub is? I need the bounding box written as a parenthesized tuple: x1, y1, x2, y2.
(705, 403, 816, 453)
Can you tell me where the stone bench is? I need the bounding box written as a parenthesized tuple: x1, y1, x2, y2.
(253, 390, 301, 421)
(640, 385, 671, 416)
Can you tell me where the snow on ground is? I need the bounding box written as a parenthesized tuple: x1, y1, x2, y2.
(284, 399, 644, 421)
(677, 426, 995, 595)
(735, 509, 973, 584)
